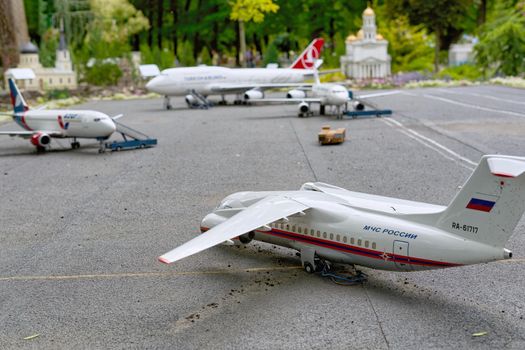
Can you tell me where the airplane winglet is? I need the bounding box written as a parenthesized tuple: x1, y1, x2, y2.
(158, 256, 171, 264)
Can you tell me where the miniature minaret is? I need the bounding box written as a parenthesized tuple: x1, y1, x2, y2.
(55, 19, 72, 71)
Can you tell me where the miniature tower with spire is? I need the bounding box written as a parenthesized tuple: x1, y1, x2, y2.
(55, 19, 73, 72)
(340, 5, 391, 79)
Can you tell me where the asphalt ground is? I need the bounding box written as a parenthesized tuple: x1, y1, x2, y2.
(0, 85, 524, 349)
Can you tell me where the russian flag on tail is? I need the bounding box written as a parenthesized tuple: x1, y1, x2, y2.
(466, 198, 496, 212)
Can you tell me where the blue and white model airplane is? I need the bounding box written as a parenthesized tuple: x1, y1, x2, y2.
(0, 79, 118, 152)
(160, 155, 523, 273)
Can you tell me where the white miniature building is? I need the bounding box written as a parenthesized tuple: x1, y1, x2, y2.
(340, 6, 391, 79)
(4, 27, 77, 91)
(449, 43, 474, 66)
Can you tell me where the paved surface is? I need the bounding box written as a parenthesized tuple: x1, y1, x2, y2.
(1, 85, 525, 349)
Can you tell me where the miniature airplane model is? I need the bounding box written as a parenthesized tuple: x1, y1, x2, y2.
(142, 38, 325, 110)
(160, 155, 524, 274)
(0, 79, 117, 152)
(248, 64, 400, 118)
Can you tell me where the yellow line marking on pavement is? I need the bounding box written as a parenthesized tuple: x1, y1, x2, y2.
(0, 266, 302, 282)
(497, 259, 525, 264)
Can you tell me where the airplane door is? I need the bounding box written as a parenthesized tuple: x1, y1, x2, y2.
(393, 240, 412, 270)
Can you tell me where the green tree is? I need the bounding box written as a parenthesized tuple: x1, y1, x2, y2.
(177, 40, 195, 66)
(230, 0, 279, 67)
(386, 0, 473, 72)
(475, 0, 525, 76)
(39, 28, 59, 67)
(262, 40, 279, 65)
(199, 46, 212, 65)
(53, 0, 93, 48)
(375, 11, 434, 73)
(87, 0, 149, 52)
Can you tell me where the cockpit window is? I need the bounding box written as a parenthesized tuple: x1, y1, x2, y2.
(94, 118, 101, 122)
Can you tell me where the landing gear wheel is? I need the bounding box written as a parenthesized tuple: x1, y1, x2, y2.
(71, 141, 80, 149)
(304, 262, 315, 274)
(164, 96, 172, 110)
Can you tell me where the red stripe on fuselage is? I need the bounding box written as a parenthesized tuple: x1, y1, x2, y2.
(200, 226, 461, 268)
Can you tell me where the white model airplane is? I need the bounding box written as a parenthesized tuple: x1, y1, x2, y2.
(0, 78, 117, 152)
(160, 155, 524, 274)
(248, 65, 400, 118)
(143, 38, 325, 110)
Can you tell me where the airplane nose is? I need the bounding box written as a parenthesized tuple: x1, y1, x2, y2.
(105, 119, 117, 135)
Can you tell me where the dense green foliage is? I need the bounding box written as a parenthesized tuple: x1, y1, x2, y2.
(475, 0, 525, 76)
(20, 0, 525, 85)
(437, 64, 484, 80)
(84, 62, 123, 85)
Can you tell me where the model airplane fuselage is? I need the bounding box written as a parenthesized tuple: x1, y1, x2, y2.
(1, 79, 116, 151)
(199, 187, 505, 271)
(146, 66, 308, 96)
(160, 155, 525, 273)
(143, 38, 325, 109)
(247, 70, 400, 117)
(13, 109, 116, 138)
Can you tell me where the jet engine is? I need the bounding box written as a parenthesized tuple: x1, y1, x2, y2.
(244, 89, 264, 100)
(239, 231, 255, 244)
(185, 94, 199, 107)
(298, 102, 310, 114)
(30, 132, 51, 147)
(352, 101, 365, 111)
(286, 89, 306, 99)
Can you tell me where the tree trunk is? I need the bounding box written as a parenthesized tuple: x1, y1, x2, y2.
(170, 0, 177, 54)
(434, 28, 440, 73)
(157, 0, 164, 48)
(239, 20, 246, 67)
(0, 0, 19, 74)
(477, 0, 487, 26)
(147, 0, 154, 47)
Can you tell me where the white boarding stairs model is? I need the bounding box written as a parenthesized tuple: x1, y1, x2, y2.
(159, 155, 524, 273)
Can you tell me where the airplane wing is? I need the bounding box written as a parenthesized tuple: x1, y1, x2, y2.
(112, 114, 123, 120)
(0, 130, 63, 138)
(0, 131, 35, 136)
(158, 195, 310, 264)
(250, 98, 322, 104)
(209, 83, 313, 94)
(356, 90, 401, 99)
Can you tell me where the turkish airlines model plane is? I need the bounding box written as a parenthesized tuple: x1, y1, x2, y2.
(143, 38, 325, 110)
(0, 79, 117, 152)
(160, 155, 523, 274)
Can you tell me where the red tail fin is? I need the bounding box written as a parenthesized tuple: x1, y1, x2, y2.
(290, 38, 324, 69)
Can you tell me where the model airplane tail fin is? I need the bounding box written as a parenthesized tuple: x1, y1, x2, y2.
(8, 78, 29, 114)
(290, 38, 324, 69)
(436, 155, 525, 247)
